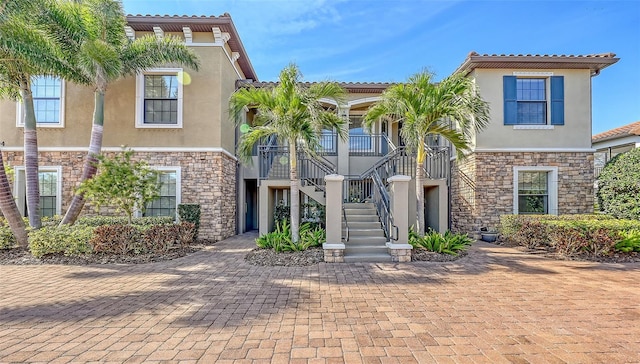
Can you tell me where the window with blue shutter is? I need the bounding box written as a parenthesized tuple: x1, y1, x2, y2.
(503, 75, 564, 126)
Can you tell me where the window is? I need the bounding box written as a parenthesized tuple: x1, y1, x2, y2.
(16, 76, 65, 127)
(144, 168, 180, 218)
(349, 116, 372, 155)
(517, 79, 546, 124)
(13, 167, 62, 217)
(517, 171, 548, 214)
(504, 75, 564, 126)
(513, 166, 558, 215)
(136, 68, 183, 128)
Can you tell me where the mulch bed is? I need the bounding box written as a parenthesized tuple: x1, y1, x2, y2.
(0, 239, 217, 266)
(245, 247, 324, 266)
(411, 248, 468, 262)
(496, 240, 640, 263)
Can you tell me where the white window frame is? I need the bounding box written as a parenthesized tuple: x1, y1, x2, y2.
(513, 166, 558, 215)
(138, 166, 181, 218)
(16, 77, 66, 128)
(13, 166, 63, 216)
(135, 68, 183, 129)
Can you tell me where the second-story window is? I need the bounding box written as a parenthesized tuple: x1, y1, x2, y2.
(17, 76, 65, 127)
(503, 75, 564, 126)
(144, 75, 178, 124)
(516, 79, 546, 124)
(135, 68, 183, 128)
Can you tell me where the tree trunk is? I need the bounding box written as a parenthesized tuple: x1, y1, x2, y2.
(20, 80, 41, 229)
(415, 140, 425, 236)
(60, 90, 104, 225)
(0, 151, 28, 247)
(289, 142, 300, 243)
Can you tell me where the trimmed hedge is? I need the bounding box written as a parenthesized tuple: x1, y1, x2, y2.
(499, 214, 640, 258)
(29, 225, 95, 258)
(0, 220, 16, 249)
(91, 222, 196, 255)
(178, 204, 200, 239)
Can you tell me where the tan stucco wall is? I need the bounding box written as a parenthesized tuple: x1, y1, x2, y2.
(0, 45, 239, 152)
(472, 68, 593, 149)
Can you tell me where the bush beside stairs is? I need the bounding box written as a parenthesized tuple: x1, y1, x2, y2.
(342, 202, 392, 262)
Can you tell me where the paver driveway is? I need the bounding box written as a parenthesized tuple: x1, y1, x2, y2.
(1, 233, 639, 364)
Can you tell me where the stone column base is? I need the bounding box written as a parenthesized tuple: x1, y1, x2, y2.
(322, 243, 345, 263)
(386, 243, 413, 262)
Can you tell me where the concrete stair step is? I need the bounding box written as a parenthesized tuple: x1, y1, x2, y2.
(348, 228, 386, 238)
(346, 221, 381, 229)
(343, 202, 376, 209)
(345, 245, 388, 254)
(344, 253, 392, 263)
(344, 209, 377, 216)
(345, 236, 388, 245)
(346, 215, 380, 222)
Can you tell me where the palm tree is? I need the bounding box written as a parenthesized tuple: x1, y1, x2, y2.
(230, 64, 347, 242)
(59, 0, 200, 225)
(364, 70, 490, 235)
(0, 151, 28, 247)
(0, 0, 88, 229)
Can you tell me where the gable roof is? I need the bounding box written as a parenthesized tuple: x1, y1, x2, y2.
(455, 51, 619, 76)
(592, 121, 640, 143)
(126, 14, 258, 81)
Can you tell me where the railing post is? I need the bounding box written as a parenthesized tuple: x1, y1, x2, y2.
(386, 175, 412, 262)
(323, 174, 345, 263)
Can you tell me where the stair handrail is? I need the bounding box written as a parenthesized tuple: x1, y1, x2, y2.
(370, 169, 398, 241)
(298, 148, 337, 192)
(342, 206, 349, 242)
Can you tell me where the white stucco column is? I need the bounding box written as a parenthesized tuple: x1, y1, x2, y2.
(336, 106, 350, 176)
(323, 174, 345, 262)
(386, 175, 412, 262)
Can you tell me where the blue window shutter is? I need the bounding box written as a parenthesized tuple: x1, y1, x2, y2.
(550, 76, 564, 125)
(503, 76, 517, 125)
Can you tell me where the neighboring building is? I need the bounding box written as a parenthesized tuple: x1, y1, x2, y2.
(0, 13, 620, 247)
(592, 121, 640, 176)
(0, 14, 257, 241)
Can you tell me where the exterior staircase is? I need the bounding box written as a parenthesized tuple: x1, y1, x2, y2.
(342, 202, 391, 262)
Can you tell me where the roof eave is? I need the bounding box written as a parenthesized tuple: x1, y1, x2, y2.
(126, 14, 258, 81)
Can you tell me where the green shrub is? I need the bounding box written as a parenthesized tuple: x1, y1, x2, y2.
(178, 204, 200, 239)
(256, 220, 290, 251)
(29, 225, 94, 258)
(615, 229, 640, 253)
(597, 148, 640, 219)
(256, 220, 325, 252)
(90, 224, 142, 254)
(409, 228, 473, 255)
(77, 216, 173, 227)
(0, 220, 16, 249)
(274, 201, 290, 224)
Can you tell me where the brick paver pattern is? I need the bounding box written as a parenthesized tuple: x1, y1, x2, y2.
(1, 233, 639, 363)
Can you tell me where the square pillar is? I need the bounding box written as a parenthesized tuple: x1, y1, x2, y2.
(323, 174, 345, 262)
(386, 175, 413, 262)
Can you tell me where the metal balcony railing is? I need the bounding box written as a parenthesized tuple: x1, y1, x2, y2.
(349, 134, 394, 156)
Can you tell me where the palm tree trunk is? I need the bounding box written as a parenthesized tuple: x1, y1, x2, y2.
(20, 80, 41, 229)
(60, 90, 104, 225)
(415, 141, 425, 236)
(0, 151, 28, 247)
(289, 141, 300, 243)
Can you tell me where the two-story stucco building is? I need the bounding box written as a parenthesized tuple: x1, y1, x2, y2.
(0, 14, 619, 253)
(0, 14, 257, 241)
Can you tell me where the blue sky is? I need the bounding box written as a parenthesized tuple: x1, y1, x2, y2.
(123, 0, 640, 134)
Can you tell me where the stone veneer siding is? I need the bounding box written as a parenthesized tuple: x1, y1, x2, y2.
(451, 152, 594, 234)
(2, 151, 237, 241)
